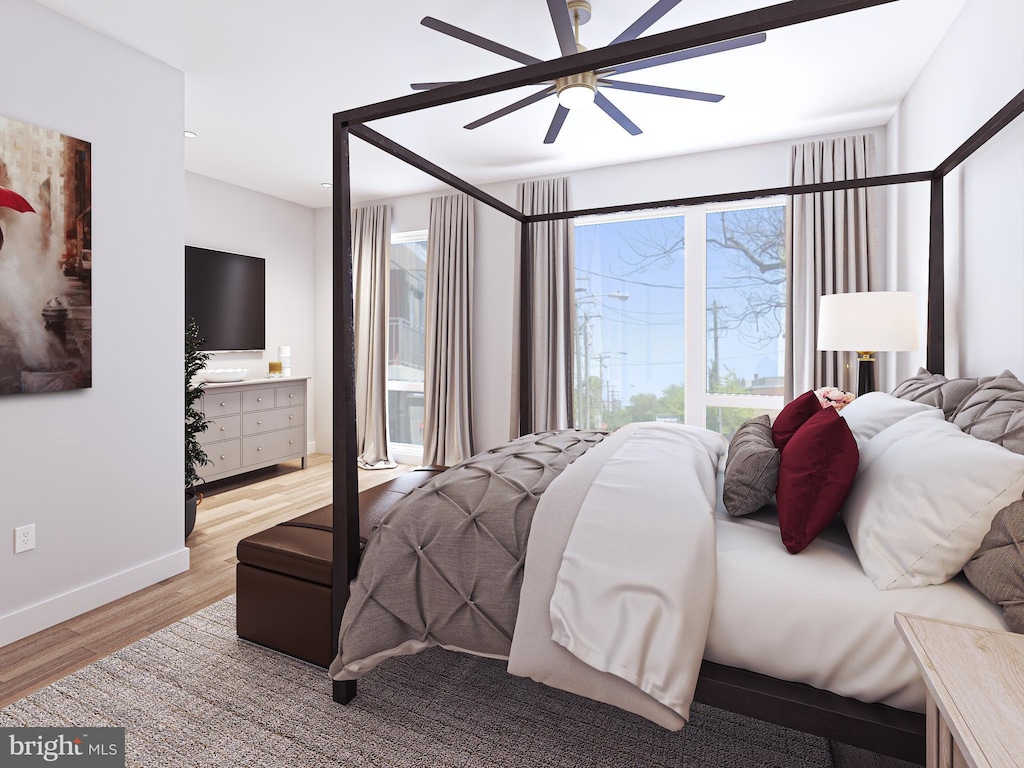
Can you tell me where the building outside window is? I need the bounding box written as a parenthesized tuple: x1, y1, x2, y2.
(574, 201, 786, 437)
(387, 231, 427, 463)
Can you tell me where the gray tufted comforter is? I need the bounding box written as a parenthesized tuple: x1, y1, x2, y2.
(330, 430, 607, 681)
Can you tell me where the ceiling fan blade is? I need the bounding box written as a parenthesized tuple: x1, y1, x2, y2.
(543, 105, 570, 144)
(465, 87, 556, 130)
(601, 32, 767, 76)
(608, 0, 685, 46)
(546, 0, 579, 57)
(599, 79, 724, 103)
(410, 82, 459, 91)
(594, 92, 642, 136)
(421, 16, 542, 66)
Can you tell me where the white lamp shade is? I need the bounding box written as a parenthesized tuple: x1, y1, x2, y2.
(278, 345, 292, 358)
(817, 292, 919, 352)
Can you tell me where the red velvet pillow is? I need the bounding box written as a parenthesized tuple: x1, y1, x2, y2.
(775, 407, 859, 554)
(771, 390, 822, 451)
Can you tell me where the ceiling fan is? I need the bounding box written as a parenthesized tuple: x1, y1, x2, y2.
(410, 0, 767, 144)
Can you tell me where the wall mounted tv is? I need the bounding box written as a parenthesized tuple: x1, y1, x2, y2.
(185, 245, 266, 352)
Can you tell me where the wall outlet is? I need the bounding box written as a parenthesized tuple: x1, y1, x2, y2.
(14, 524, 35, 554)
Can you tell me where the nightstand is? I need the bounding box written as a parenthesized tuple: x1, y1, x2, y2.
(895, 613, 1024, 768)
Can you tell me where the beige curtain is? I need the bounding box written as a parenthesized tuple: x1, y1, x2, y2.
(353, 204, 395, 469)
(422, 193, 475, 466)
(510, 177, 575, 438)
(785, 134, 882, 400)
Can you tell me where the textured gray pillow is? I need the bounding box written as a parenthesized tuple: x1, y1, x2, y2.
(723, 415, 780, 517)
(964, 497, 1024, 633)
(891, 367, 990, 419)
(950, 370, 1024, 454)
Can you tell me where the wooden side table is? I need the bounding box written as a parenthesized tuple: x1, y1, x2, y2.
(895, 613, 1024, 768)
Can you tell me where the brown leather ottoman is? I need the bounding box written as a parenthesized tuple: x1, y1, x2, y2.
(235, 467, 445, 667)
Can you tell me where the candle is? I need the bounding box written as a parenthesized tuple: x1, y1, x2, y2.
(268, 361, 282, 374)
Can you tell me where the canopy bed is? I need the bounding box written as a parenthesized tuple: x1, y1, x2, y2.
(327, 0, 1024, 762)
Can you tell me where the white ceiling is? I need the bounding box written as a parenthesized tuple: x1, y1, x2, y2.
(32, 0, 966, 208)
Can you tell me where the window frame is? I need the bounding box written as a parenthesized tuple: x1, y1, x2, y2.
(387, 229, 428, 465)
(575, 197, 786, 432)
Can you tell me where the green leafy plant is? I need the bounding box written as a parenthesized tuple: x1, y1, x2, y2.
(186, 318, 211, 490)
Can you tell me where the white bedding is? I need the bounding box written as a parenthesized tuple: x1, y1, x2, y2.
(705, 507, 1007, 713)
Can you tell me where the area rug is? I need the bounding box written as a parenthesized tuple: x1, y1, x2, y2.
(1, 597, 834, 767)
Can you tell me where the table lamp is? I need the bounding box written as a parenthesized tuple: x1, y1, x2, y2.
(817, 291, 919, 395)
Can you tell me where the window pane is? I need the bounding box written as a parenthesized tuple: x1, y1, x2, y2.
(706, 206, 786, 396)
(706, 406, 782, 439)
(575, 215, 686, 431)
(389, 240, 427, 384)
(388, 389, 425, 446)
(388, 238, 426, 448)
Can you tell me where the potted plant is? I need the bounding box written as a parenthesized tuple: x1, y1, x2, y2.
(186, 318, 211, 539)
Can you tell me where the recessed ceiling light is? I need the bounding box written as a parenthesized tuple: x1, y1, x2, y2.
(183, 130, 198, 139)
(321, 182, 333, 189)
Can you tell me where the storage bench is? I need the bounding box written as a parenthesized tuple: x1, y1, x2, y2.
(235, 466, 446, 666)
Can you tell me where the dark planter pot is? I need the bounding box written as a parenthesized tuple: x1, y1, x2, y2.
(185, 490, 198, 540)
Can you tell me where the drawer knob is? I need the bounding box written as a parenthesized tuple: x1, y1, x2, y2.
(257, 398, 262, 402)
(289, 415, 293, 420)
(289, 440, 294, 445)
(220, 455, 226, 460)
(220, 426, 226, 431)
(257, 420, 262, 425)
(289, 394, 294, 398)
(220, 402, 226, 407)
(257, 447, 262, 451)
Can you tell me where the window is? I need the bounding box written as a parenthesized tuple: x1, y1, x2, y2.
(574, 201, 786, 436)
(387, 231, 427, 460)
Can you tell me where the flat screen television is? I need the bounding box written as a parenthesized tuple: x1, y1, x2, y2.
(185, 245, 266, 352)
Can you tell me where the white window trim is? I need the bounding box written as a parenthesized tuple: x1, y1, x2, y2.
(387, 230, 428, 464)
(579, 199, 786, 431)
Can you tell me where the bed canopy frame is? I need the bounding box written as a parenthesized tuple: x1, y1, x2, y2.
(330, 0, 1024, 760)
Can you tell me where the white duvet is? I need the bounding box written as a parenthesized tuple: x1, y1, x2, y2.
(508, 422, 727, 729)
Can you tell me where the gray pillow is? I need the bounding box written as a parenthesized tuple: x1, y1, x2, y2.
(964, 496, 1024, 633)
(891, 367, 990, 419)
(950, 370, 1024, 454)
(723, 415, 780, 517)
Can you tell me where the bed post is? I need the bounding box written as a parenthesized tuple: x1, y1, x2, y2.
(332, 117, 360, 705)
(926, 176, 944, 375)
(518, 222, 533, 434)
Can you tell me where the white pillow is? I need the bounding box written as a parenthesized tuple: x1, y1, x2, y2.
(843, 415, 1024, 590)
(839, 392, 940, 453)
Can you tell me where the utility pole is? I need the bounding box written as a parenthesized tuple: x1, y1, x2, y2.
(708, 300, 725, 391)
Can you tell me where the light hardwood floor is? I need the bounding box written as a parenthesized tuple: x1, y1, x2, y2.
(0, 458, 920, 767)
(0, 454, 408, 708)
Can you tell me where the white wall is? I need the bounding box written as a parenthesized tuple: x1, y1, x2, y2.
(889, 0, 1024, 380)
(315, 126, 887, 454)
(186, 173, 317, 452)
(0, 0, 186, 645)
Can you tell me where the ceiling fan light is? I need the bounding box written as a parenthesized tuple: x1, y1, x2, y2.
(557, 83, 596, 109)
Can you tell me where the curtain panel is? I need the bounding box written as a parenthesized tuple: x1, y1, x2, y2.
(352, 204, 395, 469)
(785, 134, 882, 400)
(422, 193, 475, 466)
(510, 177, 575, 438)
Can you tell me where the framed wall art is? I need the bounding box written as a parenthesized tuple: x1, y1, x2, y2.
(0, 114, 91, 394)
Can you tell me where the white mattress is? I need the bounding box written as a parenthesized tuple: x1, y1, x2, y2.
(705, 508, 1007, 713)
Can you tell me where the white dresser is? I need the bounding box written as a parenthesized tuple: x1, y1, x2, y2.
(197, 377, 309, 482)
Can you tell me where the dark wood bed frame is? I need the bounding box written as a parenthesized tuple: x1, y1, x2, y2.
(329, 0, 1024, 762)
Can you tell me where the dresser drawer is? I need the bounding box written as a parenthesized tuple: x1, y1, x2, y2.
(199, 440, 242, 478)
(241, 405, 304, 435)
(276, 384, 305, 407)
(242, 388, 276, 412)
(198, 414, 241, 445)
(201, 391, 241, 418)
(242, 426, 305, 465)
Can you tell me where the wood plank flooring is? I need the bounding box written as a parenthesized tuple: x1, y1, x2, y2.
(0, 457, 920, 767)
(0, 454, 408, 708)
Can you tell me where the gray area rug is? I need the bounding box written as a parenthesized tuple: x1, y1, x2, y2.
(1, 597, 834, 767)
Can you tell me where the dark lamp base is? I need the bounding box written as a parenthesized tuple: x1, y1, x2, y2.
(857, 352, 877, 396)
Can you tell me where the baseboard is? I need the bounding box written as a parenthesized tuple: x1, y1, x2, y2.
(306, 440, 316, 456)
(0, 547, 190, 647)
